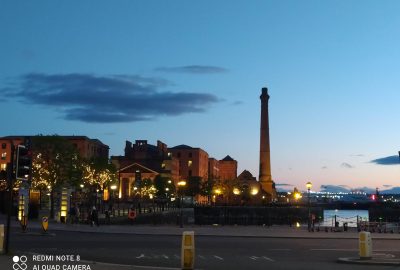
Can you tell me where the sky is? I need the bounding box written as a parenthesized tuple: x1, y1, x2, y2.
(1, 0, 400, 191)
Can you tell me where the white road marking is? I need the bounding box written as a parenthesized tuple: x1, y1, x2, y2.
(136, 254, 145, 259)
(198, 255, 206, 260)
(174, 254, 180, 259)
(162, 254, 169, 259)
(310, 249, 357, 251)
(250, 256, 259, 260)
(262, 256, 275, 262)
(269, 249, 291, 251)
(214, 255, 224, 260)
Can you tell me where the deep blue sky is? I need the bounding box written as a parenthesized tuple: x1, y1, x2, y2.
(1, 1, 400, 191)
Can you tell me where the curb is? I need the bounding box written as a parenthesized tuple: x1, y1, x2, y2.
(34, 228, 400, 240)
(338, 257, 400, 266)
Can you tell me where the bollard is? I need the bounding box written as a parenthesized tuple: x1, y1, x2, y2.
(42, 216, 49, 233)
(359, 231, 372, 259)
(0, 224, 4, 253)
(181, 231, 195, 270)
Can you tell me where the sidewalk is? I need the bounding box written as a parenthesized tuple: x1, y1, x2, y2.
(2, 215, 400, 240)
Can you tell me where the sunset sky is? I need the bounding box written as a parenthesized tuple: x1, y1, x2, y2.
(1, 1, 400, 191)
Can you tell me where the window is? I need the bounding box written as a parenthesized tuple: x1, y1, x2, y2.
(167, 152, 171, 157)
(188, 160, 192, 167)
(1, 143, 6, 149)
(161, 163, 166, 169)
(188, 152, 192, 158)
(0, 163, 6, 170)
(188, 170, 192, 177)
(1, 152, 6, 160)
(177, 152, 181, 158)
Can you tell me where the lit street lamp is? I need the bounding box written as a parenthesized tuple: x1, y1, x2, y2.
(177, 180, 186, 228)
(306, 181, 312, 231)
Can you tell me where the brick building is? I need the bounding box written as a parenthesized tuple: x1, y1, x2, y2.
(0, 135, 109, 172)
(111, 140, 179, 199)
(168, 144, 209, 181)
(219, 155, 238, 180)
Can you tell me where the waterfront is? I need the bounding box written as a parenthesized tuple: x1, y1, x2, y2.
(322, 209, 369, 227)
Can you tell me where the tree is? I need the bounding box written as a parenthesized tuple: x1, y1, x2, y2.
(31, 135, 82, 218)
(153, 175, 175, 198)
(185, 176, 202, 204)
(131, 178, 156, 199)
(200, 178, 215, 204)
(82, 158, 117, 189)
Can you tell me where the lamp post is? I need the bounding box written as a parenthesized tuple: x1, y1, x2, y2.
(177, 180, 186, 228)
(110, 184, 117, 208)
(306, 181, 312, 231)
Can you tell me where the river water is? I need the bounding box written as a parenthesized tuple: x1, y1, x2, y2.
(321, 209, 369, 227)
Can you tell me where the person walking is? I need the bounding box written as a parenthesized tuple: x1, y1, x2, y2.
(90, 206, 99, 227)
(69, 204, 77, 224)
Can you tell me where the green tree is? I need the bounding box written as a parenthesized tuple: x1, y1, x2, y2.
(31, 135, 82, 218)
(185, 176, 202, 204)
(200, 178, 215, 203)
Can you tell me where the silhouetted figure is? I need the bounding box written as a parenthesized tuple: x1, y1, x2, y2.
(90, 206, 99, 227)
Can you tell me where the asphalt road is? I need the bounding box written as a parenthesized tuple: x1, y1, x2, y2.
(8, 229, 400, 270)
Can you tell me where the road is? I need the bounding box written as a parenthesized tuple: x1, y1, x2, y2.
(7, 229, 400, 270)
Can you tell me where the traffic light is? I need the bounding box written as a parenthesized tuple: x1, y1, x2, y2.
(16, 145, 32, 180)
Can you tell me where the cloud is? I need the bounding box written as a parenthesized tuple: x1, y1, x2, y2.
(275, 183, 294, 187)
(275, 183, 293, 192)
(155, 65, 228, 74)
(350, 154, 364, 157)
(320, 185, 350, 193)
(321, 166, 328, 169)
(1, 73, 220, 123)
(370, 155, 400, 165)
(232, 101, 243, 106)
(341, 162, 354, 169)
(383, 185, 392, 188)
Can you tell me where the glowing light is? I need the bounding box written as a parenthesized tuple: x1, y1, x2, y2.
(296, 222, 301, 228)
(251, 188, 259, 195)
(178, 180, 187, 187)
(233, 188, 241, 195)
(294, 192, 302, 200)
(306, 181, 312, 190)
(110, 185, 117, 190)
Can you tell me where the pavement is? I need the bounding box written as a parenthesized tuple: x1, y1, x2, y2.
(2, 215, 400, 268)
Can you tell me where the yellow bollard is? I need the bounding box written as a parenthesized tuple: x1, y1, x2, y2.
(42, 216, 49, 233)
(359, 231, 372, 259)
(0, 224, 4, 253)
(181, 231, 195, 270)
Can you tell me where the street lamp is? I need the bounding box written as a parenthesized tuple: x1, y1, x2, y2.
(177, 180, 186, 228)
(306, 181, 312, 231)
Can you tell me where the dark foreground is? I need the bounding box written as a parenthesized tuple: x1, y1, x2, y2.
(4, 229, 400, 270)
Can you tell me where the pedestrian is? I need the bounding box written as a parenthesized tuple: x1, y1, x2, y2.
(90, 206, 99, 227)
(75, 204, 80, 224)
(69, 204, 77, 224)
(105, 208, 110, 225)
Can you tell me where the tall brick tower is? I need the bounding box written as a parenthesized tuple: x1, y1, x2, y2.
(259, 87, 276, 200)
